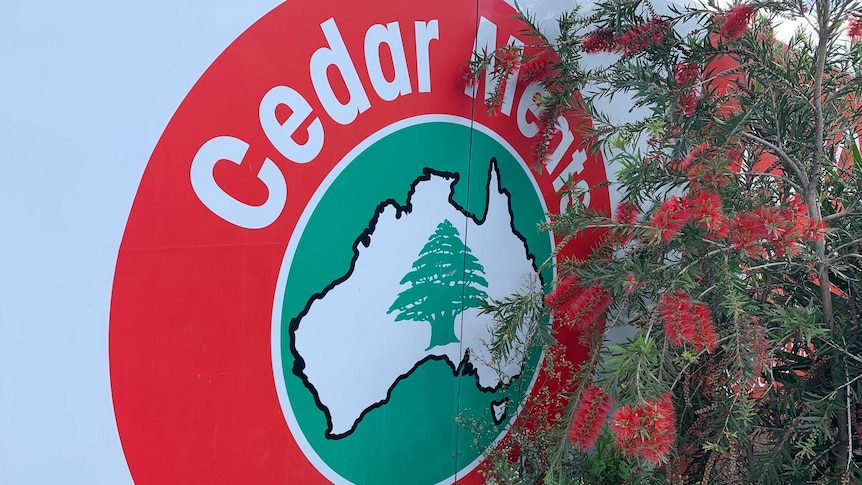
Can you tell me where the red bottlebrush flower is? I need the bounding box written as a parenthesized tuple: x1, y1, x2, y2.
(496, 44, 522, 74)
(484, 45, 521, 115)
(582, 29, 616, 54)
(532, 144, 550, 165)
(537, 107, 558, 134)
(611, 393, 676, 464)
(689, 190, 726, 234)
(788, 195, 807, 217)
(730, 204, 824, 257)
(522, 57, 553, 83)
(649, 196, 692, 241)
(546, 278, 612, 332)
(677, 142, 711, 171)
(678, 89, 698, 117)
(486, 94, 504, 116)
(755, 206, 790, 240)
(544, 275, 579, 310)
(719, 4, 755, 41)
(659, 292, 718, 352)
(659, 291, 698, 347)
(485, 78, 507, 116)
(615, 202, 642, 225)
(617, 17, 669, 57)
(532, 107, 561, 164)
(730, 212, 768, 257)
(568, 385, 612, 450)
(610, 405, 638, 442)
(561, 284, 612, 332)
(608, 202, 642, 247)
(789, 198, 828, 242)
(623, 273, 644, 295)
(848, 17, 862, 42)
(690, 302, 718, 352)
(687, 163, 729, 189)
(707, 216, 730, 239)
(674, 62, 700, 85)
(807, 218, 828, 242)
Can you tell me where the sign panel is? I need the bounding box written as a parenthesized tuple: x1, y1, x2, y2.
(3, 0, 607, 483)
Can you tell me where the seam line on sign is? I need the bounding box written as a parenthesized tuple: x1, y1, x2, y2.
(454, 0, 483, 481)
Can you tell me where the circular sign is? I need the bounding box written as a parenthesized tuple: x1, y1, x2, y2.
(109, 1, 609, 483)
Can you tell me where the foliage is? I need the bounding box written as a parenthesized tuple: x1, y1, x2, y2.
(472, 0, 862, 483)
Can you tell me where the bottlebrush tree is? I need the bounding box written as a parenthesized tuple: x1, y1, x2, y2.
(471, 0, 862, 483)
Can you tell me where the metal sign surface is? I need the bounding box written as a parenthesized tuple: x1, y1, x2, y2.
(1, 1, 608, 483)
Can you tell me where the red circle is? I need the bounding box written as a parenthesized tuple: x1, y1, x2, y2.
(109, 1, 609, 482)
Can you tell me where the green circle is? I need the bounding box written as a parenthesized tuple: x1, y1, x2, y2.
(279, 121, 551, 484)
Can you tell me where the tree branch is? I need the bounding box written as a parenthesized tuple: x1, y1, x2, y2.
(739, 131, 810, 187)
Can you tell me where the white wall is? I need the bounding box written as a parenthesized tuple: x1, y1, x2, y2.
(0, 2, 280, 483)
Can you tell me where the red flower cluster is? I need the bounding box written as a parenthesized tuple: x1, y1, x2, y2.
(544, 277, 612, 332)
(485, 45, 522, 115)
(614, 202, 641, 224)
(608, 202, 643, 246)
(678, 142, 711, 171)
(848, 17, 862, 43)
(623, 273, 644, 295)
(582, 29, 616, 54)
(679, 143, 739, 188)
(617, 17, 669, 57)
(678, 89, 699, 117)
(521, 57, 553, 83)
(648, 188, 730, 241)
(568, 385, 612, 450)
(674, 63, 700, 86)
(615, 202, 642, 225)
(674, 62, 703, 117)
(544, 275, 579, 308)
(496, 44, 522, 73)
(649, 196, 692, 241)
(486, 93, 504, 115)
(687, 162, 731, 190)
(729, 201, 827, 257)
(658, 292, 719, 352)
(688, 190, 729, 237)
(611, 393, 676, 464)
(719, 4, 755, 41)
(532, 106, 561, 164)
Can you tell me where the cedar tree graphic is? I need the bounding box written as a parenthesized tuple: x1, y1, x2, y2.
(388, 219, 489, 350)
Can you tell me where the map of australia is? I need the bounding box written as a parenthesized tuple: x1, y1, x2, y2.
(291, 161, 539, 438)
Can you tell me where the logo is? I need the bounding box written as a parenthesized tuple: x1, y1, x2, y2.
(276, 117, 550, 483)
(110, 1, 609, 483)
